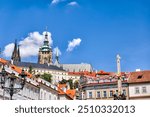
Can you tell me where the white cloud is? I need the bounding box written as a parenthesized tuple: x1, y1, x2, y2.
(51, 0, 66, 5)
(51, 0, 60, 4)
(67, 1, 78, 6)
(67, 38, 81, 52)
(3, 31, 53, 58)
(81, 62, 88, 64)
(3, 43, 14, 57)
(51, 0, 78, 6)
(53, 47, 61, 56)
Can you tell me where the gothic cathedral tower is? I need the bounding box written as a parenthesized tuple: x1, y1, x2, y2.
(11, 40, 21, 62)
(38, 32, 53, 64)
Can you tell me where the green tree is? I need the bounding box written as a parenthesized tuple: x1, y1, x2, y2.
(28, 65, 33, 74)
(74, 80, 79, 89)
(41, 73, 52, 83)
(68, 79, 73, 89)
(59, 79, 75, 89)
(59, 79, 67, 84)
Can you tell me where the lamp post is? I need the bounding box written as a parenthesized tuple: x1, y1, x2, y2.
(0, 64, 26, 100)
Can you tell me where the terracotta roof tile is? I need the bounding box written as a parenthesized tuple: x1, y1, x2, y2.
(128, 71, 150, 83)
(58, 84, 67, 88)
(0, 58, 32, 78)
(58, 83, 76, 99)
(0, 58, 8, 64)
(66, 89, 76, 99)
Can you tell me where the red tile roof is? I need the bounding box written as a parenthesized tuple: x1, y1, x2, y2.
(11, 64, 32, 78)
(0, 58, 8, 64)
(97, 70, 110, 75)
(128, 71, 150, 83)
(68, 71, 96, 77)
(0, 58, 32, 78)
(58, 84, 76, 99)
(58, 84, 67, 88)
(66, 89, 76, 99)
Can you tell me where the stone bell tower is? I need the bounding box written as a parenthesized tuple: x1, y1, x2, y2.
(38, 31, 52, 64)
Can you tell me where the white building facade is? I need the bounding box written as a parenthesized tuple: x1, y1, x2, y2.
(128, 70, 150, 100)
(0, 59, 72, 100)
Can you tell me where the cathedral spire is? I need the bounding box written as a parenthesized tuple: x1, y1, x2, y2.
(11, 39, 17, 60)
(11, 39, 21, 62)
(18, 45, 21, 62)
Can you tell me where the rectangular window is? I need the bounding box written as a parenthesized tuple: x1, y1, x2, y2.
(142, 87, 147, 93)
(103, 91, 107, 98)
(97, 91, 100, 98)
(110, 90, 113, 97)
(135, 87, 140, 94)
(89, 92, 92, 98)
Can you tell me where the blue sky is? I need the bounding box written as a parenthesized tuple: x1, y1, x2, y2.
(0, 0, 150, 72)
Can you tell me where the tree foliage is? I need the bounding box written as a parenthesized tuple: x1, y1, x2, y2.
(68, 79, 73, 89)
(28, 65, 33, 74)
(41, 73, 52, 83)
(59, 79, 74, 89)
(59, 79, 67, 84)
(74, 80, 79, 89)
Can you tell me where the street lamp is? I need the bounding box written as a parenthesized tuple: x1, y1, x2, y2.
(0, 64, 27, 100)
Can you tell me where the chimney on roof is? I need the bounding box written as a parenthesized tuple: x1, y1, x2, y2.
(136, 69, 141, 72)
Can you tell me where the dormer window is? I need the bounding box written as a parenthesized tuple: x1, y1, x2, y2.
(137, 75, 143, 79)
